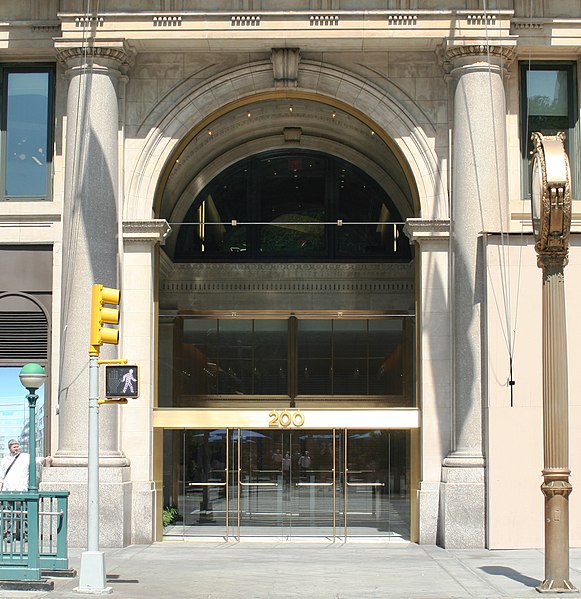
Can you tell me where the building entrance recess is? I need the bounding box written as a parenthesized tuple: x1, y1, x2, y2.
(163, 429, 410, 542)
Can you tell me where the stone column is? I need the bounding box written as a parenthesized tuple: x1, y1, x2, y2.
(42, 43, 132, 548)
(122, 220, 170, 543)
(439, 44, 514, 548)
(404, 219, 451, 545)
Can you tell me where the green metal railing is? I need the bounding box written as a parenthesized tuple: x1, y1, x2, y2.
(0, 490, 70, 580)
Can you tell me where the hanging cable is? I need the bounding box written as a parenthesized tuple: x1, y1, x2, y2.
(58, 0, 99, 407)
(482, 0, 520, 405)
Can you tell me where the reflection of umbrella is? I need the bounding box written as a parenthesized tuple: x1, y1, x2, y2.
(231, 430, 269, 441)
(193, 430, 269, 442)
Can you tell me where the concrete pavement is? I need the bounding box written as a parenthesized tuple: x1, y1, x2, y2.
(2, 542, 581, 598)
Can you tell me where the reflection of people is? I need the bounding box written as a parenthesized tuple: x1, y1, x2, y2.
(300, 451, 311, 469)
(0, 439, 52, 491)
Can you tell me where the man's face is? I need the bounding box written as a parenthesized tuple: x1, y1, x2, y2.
(9, 443, 20, 456)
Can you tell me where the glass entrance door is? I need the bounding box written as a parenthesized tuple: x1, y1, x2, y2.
(344, 430, 409, 540)
(235, 429, 340, 540)
(162, 428, 410, 541)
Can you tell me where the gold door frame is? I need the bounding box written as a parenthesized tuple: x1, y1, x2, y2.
(154, 409, 419, 543)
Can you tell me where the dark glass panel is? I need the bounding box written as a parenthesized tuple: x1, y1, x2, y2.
(253, 320, 288, 395)
(368, 320, 404, 395)
(5, 72, 50, 198)
(297, 320, 332, 395)
(181, 319, 219, 396)
(258, 155, 327, 256)
(217, 320, 253, 394)
(335, 161, 409, 259)
(175, 162, 250, 259)
(333, 320, 368, 394)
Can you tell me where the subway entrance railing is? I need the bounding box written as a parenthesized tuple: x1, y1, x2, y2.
(0, 490, 71, 581)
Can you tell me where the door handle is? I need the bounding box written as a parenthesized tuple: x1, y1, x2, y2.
(346, 482, 385, 487)
(187, 482, 227, 487)
(240, 482, 279, 487)
(296, 482, 334, 487)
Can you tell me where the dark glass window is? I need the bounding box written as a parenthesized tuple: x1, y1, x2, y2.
(520, 63, 577, 195)
(166, 316, 412, 405)
(1, 67, 54, 200)
(175, 151, 411, 262)
(296, 319, 404, 396)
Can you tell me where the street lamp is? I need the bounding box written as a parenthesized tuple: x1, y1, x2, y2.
(18, 363, 46, 493)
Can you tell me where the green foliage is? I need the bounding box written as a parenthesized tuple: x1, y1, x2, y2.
(162, 505, 180, 527)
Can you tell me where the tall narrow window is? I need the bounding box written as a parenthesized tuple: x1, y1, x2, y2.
(1, 67, 54, 200)
(520, 63, 577, 196)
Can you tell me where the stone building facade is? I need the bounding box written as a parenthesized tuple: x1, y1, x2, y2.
(1, 1, 581, 549)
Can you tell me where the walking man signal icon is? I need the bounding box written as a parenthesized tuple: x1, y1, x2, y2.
(122, 368, 137, 394)
(105, 365, 139, 398)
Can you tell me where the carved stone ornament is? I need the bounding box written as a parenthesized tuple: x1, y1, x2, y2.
(530, 132, 571, 258)
(271, 48, 301, 88)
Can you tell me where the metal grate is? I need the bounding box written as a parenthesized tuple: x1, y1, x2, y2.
(0, 312, 48, 360)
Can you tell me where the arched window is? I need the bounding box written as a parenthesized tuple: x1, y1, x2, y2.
(0, 292, 49, 458)
(174, 150, 411, 261)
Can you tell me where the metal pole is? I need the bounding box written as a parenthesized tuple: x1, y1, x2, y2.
(27, 391, 38, 492)
(76, 355, 112, 594)
(27, 389, 41, 578)
(537, 255, 576, 593)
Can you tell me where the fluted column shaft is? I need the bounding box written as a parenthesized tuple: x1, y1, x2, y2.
(538, 254, 573, 592)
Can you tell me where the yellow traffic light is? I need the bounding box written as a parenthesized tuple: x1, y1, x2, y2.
(89, 283, 120, 355)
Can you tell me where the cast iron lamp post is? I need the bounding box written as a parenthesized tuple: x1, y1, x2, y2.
(18, 362, 46, 581)
(18, 363, 46, 493)
(530, 132, 577, 593)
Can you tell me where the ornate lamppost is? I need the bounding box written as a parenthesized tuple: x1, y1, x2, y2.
(18, 364, 46, 494)
(530, 132, 577, 593)
(18, 363, 47, 581)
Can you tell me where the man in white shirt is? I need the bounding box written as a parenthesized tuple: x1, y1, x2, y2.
(0, 439, 52, 491)
(1, 439, 52, 542)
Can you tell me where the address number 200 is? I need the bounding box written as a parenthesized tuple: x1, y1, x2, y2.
(268, 410, 305, 428)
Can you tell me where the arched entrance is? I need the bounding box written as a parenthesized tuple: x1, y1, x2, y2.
(153, 92, 420, 541)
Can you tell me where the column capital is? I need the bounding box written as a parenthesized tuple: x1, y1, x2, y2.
(55, 41, 135, 74)
(438, 42, 516, 74)
(123, 219, 172, 246)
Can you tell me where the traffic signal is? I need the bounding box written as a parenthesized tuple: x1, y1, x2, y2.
(89, 283, 120, 355)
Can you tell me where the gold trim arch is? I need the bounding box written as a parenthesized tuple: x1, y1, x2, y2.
(125, 59, 447, 222)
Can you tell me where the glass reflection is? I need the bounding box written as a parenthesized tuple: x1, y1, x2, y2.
(5, 72, 50, 198)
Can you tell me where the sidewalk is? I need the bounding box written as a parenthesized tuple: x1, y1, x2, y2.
(2, 542, 581, 598)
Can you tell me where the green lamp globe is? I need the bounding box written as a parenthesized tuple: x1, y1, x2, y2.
(19, 363, 47, 392)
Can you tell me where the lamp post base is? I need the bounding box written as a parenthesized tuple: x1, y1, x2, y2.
(537, 578, 578, 593)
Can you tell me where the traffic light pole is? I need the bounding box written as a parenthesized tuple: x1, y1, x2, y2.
(76, 355, 111, 595)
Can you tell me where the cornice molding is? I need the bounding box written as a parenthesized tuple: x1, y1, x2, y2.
(404, 218, 450, 243)
(123, 219, 171, 245)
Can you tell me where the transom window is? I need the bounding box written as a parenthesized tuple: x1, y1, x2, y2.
(159, 315, 414, 408)
(0, 66, 54, 201)
(174, 151, 411, 262)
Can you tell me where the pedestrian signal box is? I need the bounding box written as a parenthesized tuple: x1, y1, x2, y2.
(105, 365, 139, 398)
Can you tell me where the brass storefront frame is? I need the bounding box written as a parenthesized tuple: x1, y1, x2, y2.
(155, 408, 419, 543)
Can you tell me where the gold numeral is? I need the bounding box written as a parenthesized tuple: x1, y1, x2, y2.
(268, 410, 304, 428)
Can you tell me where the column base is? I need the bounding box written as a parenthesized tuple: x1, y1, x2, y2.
(40, 466, 132, 548)
(438, 455, 485, 548)
(537, 579, 578, 593)
(417, 481, 440, 544)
